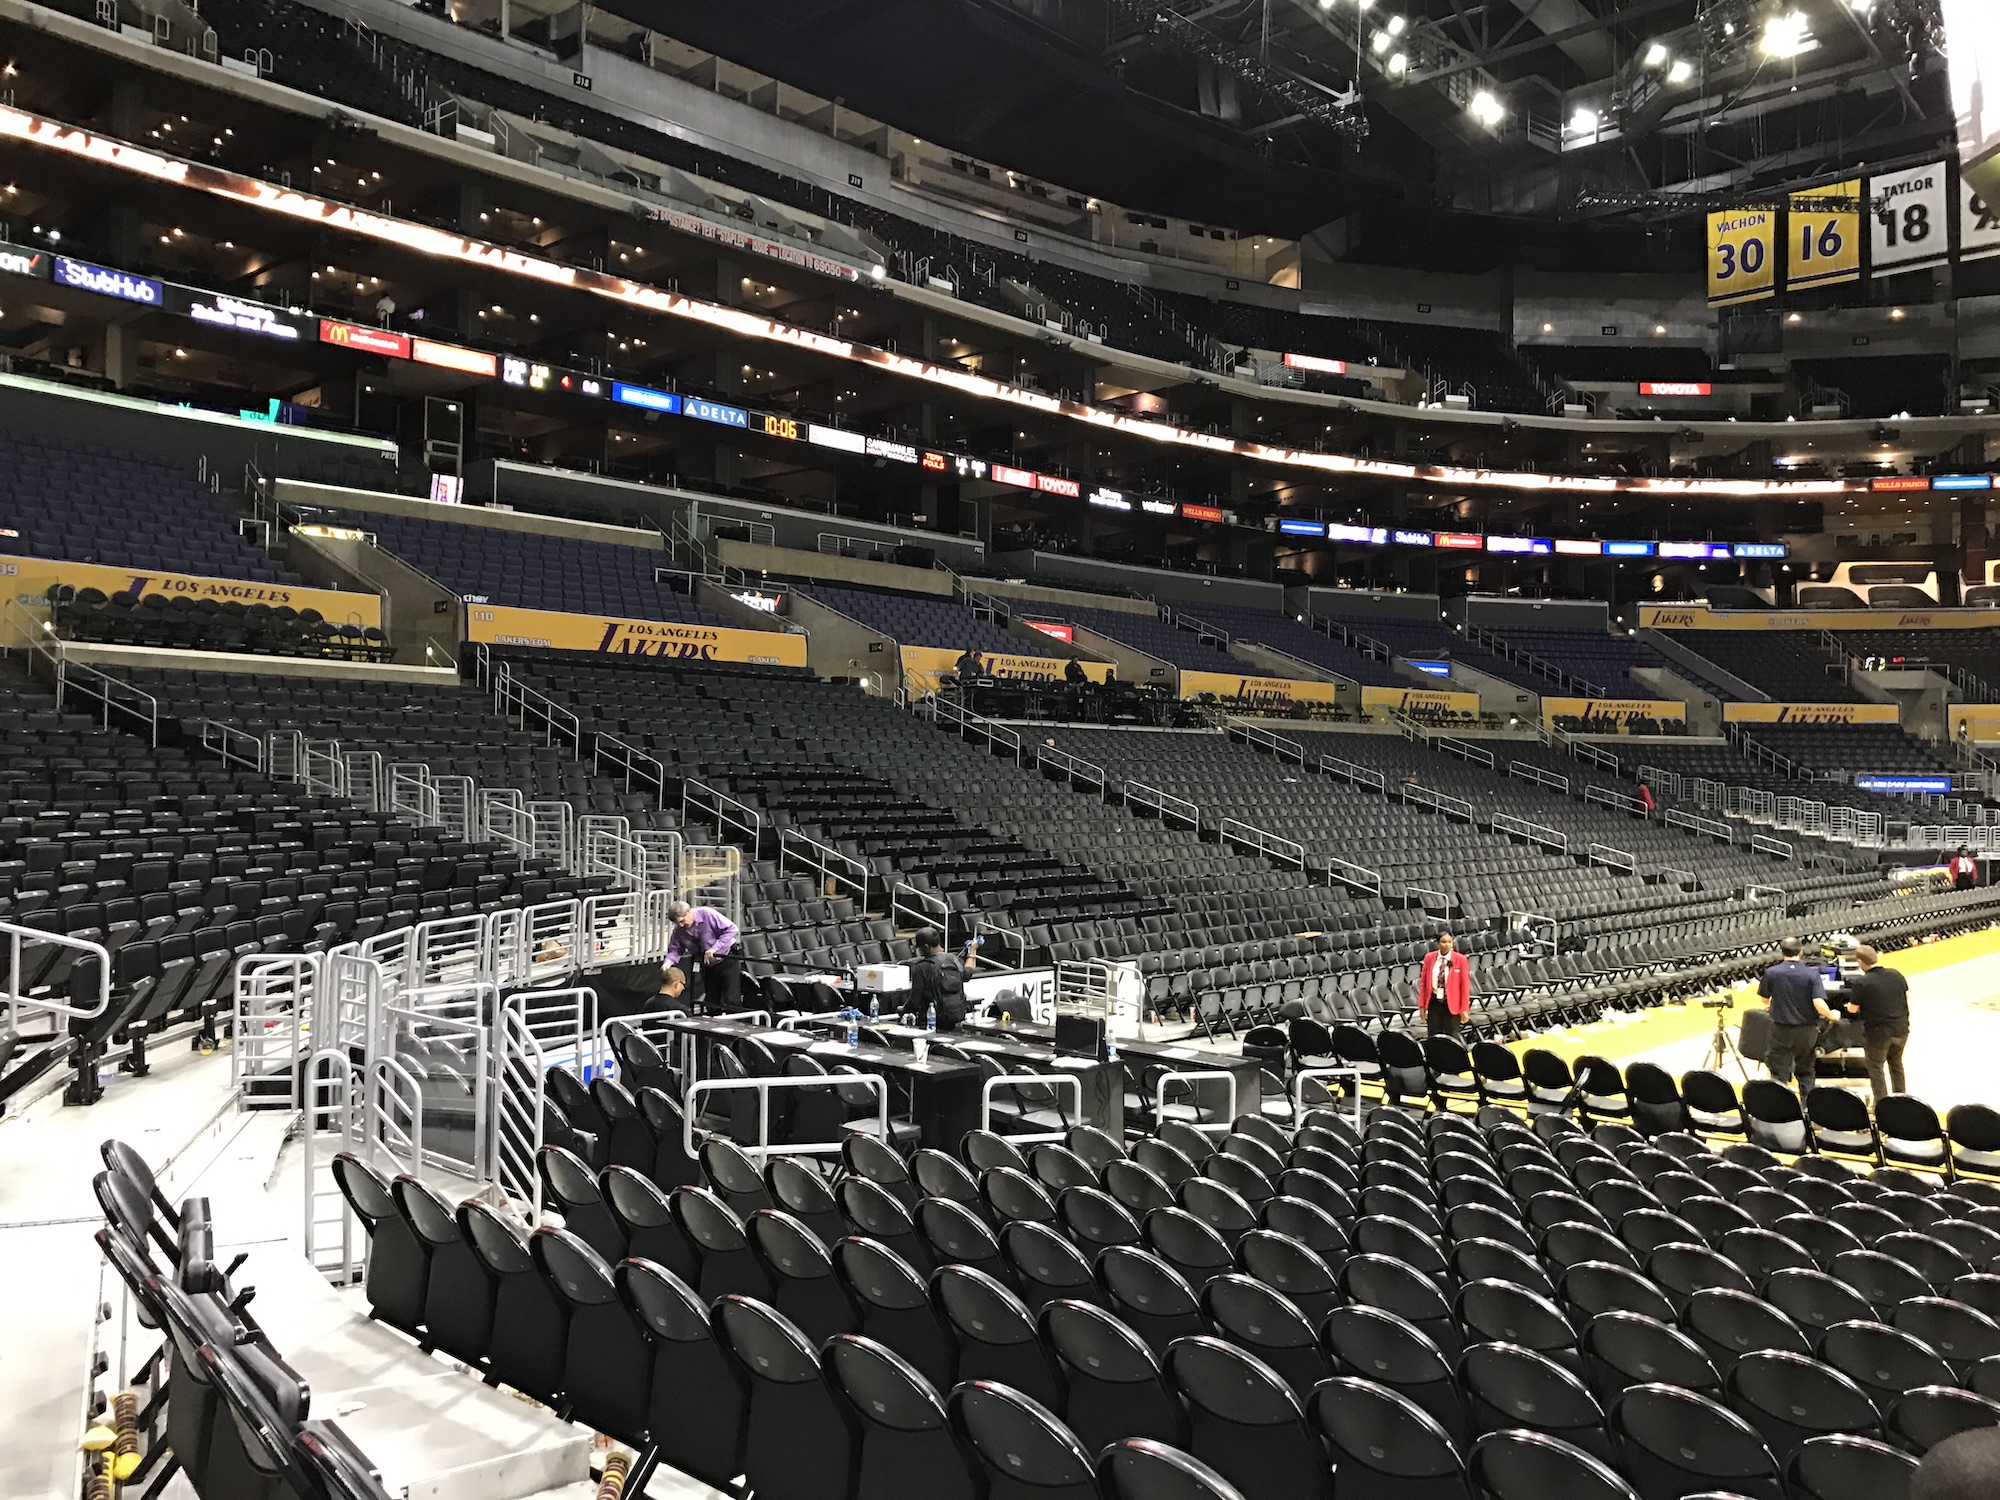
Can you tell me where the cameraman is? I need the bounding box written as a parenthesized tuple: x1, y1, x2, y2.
(1756, 936, 1836, 1097)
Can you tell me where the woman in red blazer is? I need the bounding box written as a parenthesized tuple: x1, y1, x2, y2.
(1418, 933, 1472, 1036)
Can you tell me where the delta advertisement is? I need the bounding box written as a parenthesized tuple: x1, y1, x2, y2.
(464, 603, 808, 665)
(2, 554, 382, 627)
(1639, 605, 2000, 631)
(1722, 702, 1901, 725)
(1540, 697, 1687, 728)
(1358, 685, 1482, 716)
(900, 645, 1113, 697)
(1181, 670, 1345, 706)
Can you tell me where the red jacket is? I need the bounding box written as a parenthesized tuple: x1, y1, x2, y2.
(1419, 949, 1472, 1016)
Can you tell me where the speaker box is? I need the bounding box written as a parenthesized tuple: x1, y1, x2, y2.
(895, 544, 936, 569)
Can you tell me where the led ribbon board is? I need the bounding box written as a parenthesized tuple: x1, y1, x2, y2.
(0, 107, 1856, 499)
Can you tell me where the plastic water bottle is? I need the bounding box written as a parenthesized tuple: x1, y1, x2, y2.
(846, 1008, 859, 1047)
(1105, 1039, 1119, 1064)
(925, 1002, 938, 1032)
(868, 996, 880, 1022)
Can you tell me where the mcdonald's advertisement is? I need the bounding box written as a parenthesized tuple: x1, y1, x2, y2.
(900, 644, 1112, 697)
(1540, 697, 1687, 727)
(1357, 685, 1481, 716)
(2, 553, 382, 627)
(1183, 670, 1345, 706)
(1722, 701, 1900, 725)
(465, 602, 807, 665)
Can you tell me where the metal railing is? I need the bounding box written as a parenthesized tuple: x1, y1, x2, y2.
(1035, 743, 1108, 799)
(781, 828, 871, 906)
(1319, 754, 1388, 792)
(493, 666, 583, 755)
(1125, 780, 1200, 829)
(1508, 760, 1571, 795)
(1218, 818, 1307, 870)
(1750, 834, 1795, 860)
(687, 1072, 890, 1162)
(1398, 782, 1475, 821)
(201, 718, 265, 772)
(1234, 722, 1308, 764)
(1491, 812, 1568, 853)
(684, 778, 764, 852)
(931, 692, 1025, 761)
(594, 733, 668, 810)
(1327, 856, 1383, 896)
(981, 1072, 1085, 1144)
(891, 882, 952, 942)
(1153, 1069, 1239, 1136)
(1587, 843, 1638, 873)
(1665, 808, 1735, 842)
(1584, 786, 1648, 816)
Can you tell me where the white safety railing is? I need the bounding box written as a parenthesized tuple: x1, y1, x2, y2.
(1035, 743, 1109, 798)
(1584, 787, 1648, 816)
(931, 693, 1025, 762)
(1664, 808, 1735, 843)
(342, 750, 385, 811)
(1750, 834, 1795, 860)
(1291, 1066, 1364, 1133)
(232, 953, 321, 1108)
(684, 778, 764, 851)
(1219, 818, 1307, 870)
(1153, 1069, 1239, 1136)
(1126, 780, 1201, 830)
(892, 882, 953, 943)
(980, 1072, 1085, 1145)
(687, 1073, 891, 1161)
(201, 718, 265, 772)
(1491, 812, 1568, 853)
(593, 733, 668, 810)
(1399, 783, 1476, 822)
(301, 1049, 359, 1282)
(1509, 760, 1570, 795)
(781, 828, 871, 906)
(1319, 754, 1387, 792)
(1587, 843, 1638, 873)
(389, 764, 442, 827)
(1327, 856, 1383, 896)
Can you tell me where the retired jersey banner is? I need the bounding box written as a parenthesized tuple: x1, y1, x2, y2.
(1640, 604, 2000, 632)
(1787, 180, 1861, 290)
(1707, 209, 1776, 306)
(1358, 685, 1481, 716)
(465, 602, 807, 665)
(1723, 702, 1900, 725)
(1869, 161, 1950, 273)
(1541, 697, 1687, 728)
(899, 645, 1112, 697)
(1962, 174, 2000, 261)
(1182, 670, 1344, 706)
(2, 554, 381, 627)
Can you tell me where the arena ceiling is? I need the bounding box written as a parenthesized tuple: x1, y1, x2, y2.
(599, 0, 1957, 265)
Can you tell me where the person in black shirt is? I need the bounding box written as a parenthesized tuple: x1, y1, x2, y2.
(1064, 657, 1088, 685)
(954, 648, 983, 682)
(1755, 936, 1836, 1096)
(1843, 943, 1911, 1103)
(906, 927, 974, 1031)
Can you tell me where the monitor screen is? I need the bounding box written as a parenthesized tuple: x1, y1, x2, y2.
(1053, 1013, 1104, 1060)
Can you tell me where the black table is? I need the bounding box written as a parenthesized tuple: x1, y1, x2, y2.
(879, 1023, 1123, 1134)
(663, 1015, 982, 1150)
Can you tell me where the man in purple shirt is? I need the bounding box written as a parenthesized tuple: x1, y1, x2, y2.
(666, 900, 741, 1013)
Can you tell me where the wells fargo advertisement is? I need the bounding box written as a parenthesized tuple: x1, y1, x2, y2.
(900, 645, 1113, 697)
(3, 554, 382, 627)
(1358, 684, 1481, 716)
(465, 602, 807, 665)
(1722, 701, 1900, 725)
(1183, 670, 1345, 706)
(1540, 697, 1687, 728)
(1640, 604, 2000, 632)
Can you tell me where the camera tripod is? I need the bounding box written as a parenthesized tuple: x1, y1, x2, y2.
(1701, 999, 1748, 1080)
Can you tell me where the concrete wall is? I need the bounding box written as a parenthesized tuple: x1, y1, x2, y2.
(278, 479, 665, 548)
(1293, 587, 1443, 625)
(785, 592, 899, 694)
(1008, 551, 1284, 611)
(978, 580, 1157, 616)
(717, 539, 954, 595)
(1069, 625, 1174, 689)
(1456, 595, 1610, 631)
(293, 532, 460, 667)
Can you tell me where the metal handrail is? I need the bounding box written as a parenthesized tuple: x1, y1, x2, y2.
(494, 665, 583, 755)
(1218, 817, 1307, 869)
(1126, 780, 1200, 829)
(1508, 760, 1570, 794)
(1750, 834, 1795, 860)
(684, 778, 764, 852)
(1491, 811, 1568, 852)
(1291, 1066, 1365, 1132)
(1398, 783, 1475, 821)
(1665, 808, 1735, 842)
(931, 693, 1025, 761)
(594, 732, 668, 809)
(684, 1072, 889, 1162)
(201, 717, 266, 772)
(1036, 743, 1109, 799)
(1152, 1069, 1240, 1137)
(1233, 722, 1307, 764)
(980, 1071, 1085, 1144)
(1319, 754, 1388, 792)
(782, 828, 872, 906)
(1587, 843, 1638, 872)
(1, 922, 111, 1022)
(891, 882, 952, 943)
(1327, 856, 1383, 896)
(1585, 786, 1648, 815)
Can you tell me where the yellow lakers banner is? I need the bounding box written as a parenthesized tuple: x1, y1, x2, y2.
(1183, 670, 1345, 706)
(1541, 697, 1687, 728)
(465, 603, 807, 666)
(1359, 685, 1481, 716)
(900, 645, 1113, 697)
(1707, 208, 1775, 306)
(1950, 705, 2000, 741)
(1723, 702, 1899, 725)
(1786, 179, 1861, 291)
(2, 554, 382, 627)
(1640, 605, 2000, 632)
